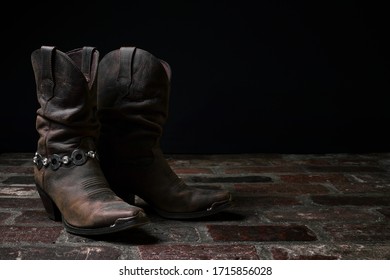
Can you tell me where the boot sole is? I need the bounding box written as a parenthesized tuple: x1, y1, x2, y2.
(36, 186, 149, 236)
(63, 214, 150, 236)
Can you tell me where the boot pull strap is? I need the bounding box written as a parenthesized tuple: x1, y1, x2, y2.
(81, 46, 96, 83)
(118, 47, 136, 95)
(40, 46, 56, 99)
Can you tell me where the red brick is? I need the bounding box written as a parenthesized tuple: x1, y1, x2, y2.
(234, 183, 330, 194)
(164, 158, 191, 167)
(14, 210, 52, 224)
(0, 245, 123, 260)
(0, 226, 62, 243)
(323, 223, 390, 242)
(271, 247, 338, 260)
(201, 209, 251, 222)
(264, 207, 380, 222)
(269, 244, 390, 260)
(224, 166, 303, 174)
(232, 196, 301, 208)
(311, 194, 390, 206)
(186, 175, 272, 183)
(272, 158, 332, 166)
(2, 176, 34, 185)
(0, 166, 33, 174)
(280, 174, 350, 184)
(0, 186, 37, 197)
(222, 158, 273, 166)
(190, 154, 280, 164)
(336, 158, 383, 165)
(207, 225, 317, 242)
(169, 157, 253, 167)
(185, 156, 273, 167)
(347, 173, 390, 184)
(305, 165, 386, 173)
(0, 198, 43, 209)
(334, 183, 390, 193)
(377, 207, 390, 218)
(172, 168, 213, 174)
(187, 184, 224, 190)
(139, 244, 259, 260)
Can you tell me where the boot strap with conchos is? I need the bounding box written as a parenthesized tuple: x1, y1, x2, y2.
(33, 149, 98, 171)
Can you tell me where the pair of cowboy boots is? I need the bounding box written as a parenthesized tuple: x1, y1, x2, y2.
(31, 46, 232, 236)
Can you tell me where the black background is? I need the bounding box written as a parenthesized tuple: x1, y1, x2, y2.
(1, 1, 389, 154)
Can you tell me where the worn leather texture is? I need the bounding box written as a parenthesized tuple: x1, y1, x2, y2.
(31, 46, 146, 230)
(97, 47, 232, 217)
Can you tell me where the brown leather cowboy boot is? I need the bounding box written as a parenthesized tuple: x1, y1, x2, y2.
(31, 46, 149, 235)
(97, 47, 232, 219)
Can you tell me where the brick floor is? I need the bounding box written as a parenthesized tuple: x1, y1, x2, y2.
(0, 152, 389, 260)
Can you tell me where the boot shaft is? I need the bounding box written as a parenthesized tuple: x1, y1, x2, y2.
(96, 47, 233, 218)
(31, 46, 100, 156)
(97, 47, 171, 155)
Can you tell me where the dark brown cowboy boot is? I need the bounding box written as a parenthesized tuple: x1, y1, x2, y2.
(97, 47, 232, 219)
(31, 46, 149, 235)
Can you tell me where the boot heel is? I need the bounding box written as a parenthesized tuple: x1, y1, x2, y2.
(36, 186, 62, 221)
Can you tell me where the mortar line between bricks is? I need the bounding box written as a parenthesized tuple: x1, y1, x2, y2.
(301, 222, 332, 242)
(0, 173, 34, 177)
(196, 224, 214, 243)
(295, 194, 315, 206)
(0, 210, 22, 225)
(254, 244, 272, 259)
(368, 208, 389, 222)
(320, 182, 343, 194)
(0, 242, 141, 259)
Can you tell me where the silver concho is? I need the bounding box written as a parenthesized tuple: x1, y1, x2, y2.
(50, 154, 61, 171)
(71, 149, 87, 166)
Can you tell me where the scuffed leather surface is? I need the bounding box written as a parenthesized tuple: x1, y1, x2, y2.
(97, 47, 231, 214)
(31, 47, 144, 228)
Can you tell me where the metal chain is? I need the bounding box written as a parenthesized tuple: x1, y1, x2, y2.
(33, 149, 98, 171)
